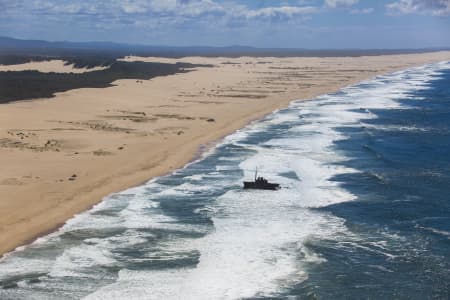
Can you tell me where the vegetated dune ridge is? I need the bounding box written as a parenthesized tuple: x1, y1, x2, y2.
(0, 60, 204, 103)
(1, 51, 450, 257)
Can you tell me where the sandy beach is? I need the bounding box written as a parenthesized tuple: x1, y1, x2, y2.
(1, 52, 450, 257)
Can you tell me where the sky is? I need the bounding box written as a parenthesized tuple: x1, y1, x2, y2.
(1, 0, 450, 49)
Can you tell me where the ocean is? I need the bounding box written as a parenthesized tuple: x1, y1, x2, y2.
(1, 61, 449, 299)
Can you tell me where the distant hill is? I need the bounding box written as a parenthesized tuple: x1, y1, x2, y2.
(1, 36, 448, 59)
(0, 36, 263, 57)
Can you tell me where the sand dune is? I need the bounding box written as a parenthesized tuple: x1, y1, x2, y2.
(1, 52, 450, 256)
(0, 59, 108, 73)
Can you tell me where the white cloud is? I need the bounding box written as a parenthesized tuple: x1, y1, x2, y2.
(0, 0, 321, 34)
(350, 7, 374, 14)
(121, 1, 149, 14)
(140, 1, 317, 19)
(178, 0, 225, 17)
(244, 6, 318, 19)
(30, 1, 105, 15)
(325, 0, 359, 8)
(119, 0, 223, 15)
(386, 0, 450, 16)
(25, 0, 320, 21)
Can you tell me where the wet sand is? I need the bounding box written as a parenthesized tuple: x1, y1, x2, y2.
(1, 51, 450, 256)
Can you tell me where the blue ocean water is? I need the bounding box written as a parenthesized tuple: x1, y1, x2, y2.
(1, 61, 449, 299)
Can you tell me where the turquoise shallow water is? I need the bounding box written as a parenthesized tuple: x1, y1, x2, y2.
(1, 61, 449, 299)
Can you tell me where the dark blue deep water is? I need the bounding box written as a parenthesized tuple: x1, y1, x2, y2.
(1, 62, 449, 299)
(289, 66, 450, 299)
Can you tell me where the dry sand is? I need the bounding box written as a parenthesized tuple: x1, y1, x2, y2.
(1, 52, 450, 256)
(0, 59, 108, 73)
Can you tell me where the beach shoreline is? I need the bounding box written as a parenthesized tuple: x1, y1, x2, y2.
(1, 52, 450, 257)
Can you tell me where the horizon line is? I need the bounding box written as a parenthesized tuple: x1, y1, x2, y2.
(2, 35, 450, 52)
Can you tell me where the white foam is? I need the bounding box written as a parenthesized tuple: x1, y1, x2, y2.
(84, 200, 347, 300)
(183, 174, 204, 181)
(49, 243, 116, 278)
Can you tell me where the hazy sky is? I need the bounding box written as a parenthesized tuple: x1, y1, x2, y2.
(1, 0, 450, 48)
